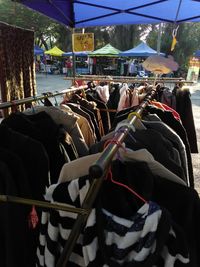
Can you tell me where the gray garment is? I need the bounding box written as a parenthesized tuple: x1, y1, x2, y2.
(172, 147, 182, 167)
(24, 106, 89, 157)
(121, 148, 187, 186)
(143, 113, 161, 122)
(142, 120, 188, 184)
(58, 149, 186, 186)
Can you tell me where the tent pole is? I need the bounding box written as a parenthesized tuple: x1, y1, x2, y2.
(157, 23, 162, 55)
(72, 28, 76, 86)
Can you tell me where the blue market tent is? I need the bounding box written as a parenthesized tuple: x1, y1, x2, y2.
(119, 42, 165, 57)
(62, 51, 90, 57)
(18, 1, 200, 28)
(34, 45, 44, 56)
(194, 50, 200, 57)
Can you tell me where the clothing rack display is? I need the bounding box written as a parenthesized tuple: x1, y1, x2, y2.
(56, 88, 156, 267)
(0, 85, 156, 267)
(0, 195, 88, 215)
(0, 85, 88, 110)
(0, 79, 198, 267)
(64, 75, 194, 84)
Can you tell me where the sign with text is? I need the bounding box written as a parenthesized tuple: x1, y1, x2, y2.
(72, 33, 94, 52)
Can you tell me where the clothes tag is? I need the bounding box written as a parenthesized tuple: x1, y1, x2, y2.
(28, 205, 39, 229)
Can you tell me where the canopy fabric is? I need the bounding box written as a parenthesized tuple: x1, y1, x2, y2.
(194, 50, 200, 57)
(119, 42, 165, 57)
(34, 45, 44, 56)
(89, 44, 121, 57)
(44, 46, 66, 56)
(62, 51, 90, 56)
(18, 0, 200, 28)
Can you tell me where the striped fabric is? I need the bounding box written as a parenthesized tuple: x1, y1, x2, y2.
(36, 175, 190, 267)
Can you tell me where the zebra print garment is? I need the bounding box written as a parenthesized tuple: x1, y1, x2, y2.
(36, 175, 190, 267)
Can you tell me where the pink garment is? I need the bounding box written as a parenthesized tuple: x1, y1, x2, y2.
(96, 85, 110, 103)
(131, 89, 139, 107)
(118, 84, 139, 111)
(117, 84, 129, 111)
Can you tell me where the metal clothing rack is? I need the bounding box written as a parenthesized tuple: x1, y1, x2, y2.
(0, 84, 90, 214)
(0, 85, 156, 266)
(0, 195, 88, 215)
(56, 88, 156, 267)
(64, 75, 194, 84)
(0, 85, 88, 110)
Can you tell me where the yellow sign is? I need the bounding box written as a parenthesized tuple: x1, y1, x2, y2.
(72, 33, 94, 52)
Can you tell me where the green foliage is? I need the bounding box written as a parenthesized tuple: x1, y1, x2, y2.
(146, 23, 200, 69)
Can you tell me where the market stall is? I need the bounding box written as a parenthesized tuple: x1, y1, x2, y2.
(62, 51, 90, 74)
(88, 43, 121, 75)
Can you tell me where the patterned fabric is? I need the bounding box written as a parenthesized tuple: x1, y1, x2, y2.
(0, 22, 36, 117)
(36, 174, 190, 267)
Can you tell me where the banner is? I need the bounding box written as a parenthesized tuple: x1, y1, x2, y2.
(72, 33, 94, 52)
(186, 57, 200, 82)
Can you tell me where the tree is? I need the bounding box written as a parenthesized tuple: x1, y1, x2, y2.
(0, 1, 63, 49)
(110, 24, 148, 50)
(146, 23, 200, 70)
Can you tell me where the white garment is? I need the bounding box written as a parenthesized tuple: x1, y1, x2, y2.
(96, 85, 110, 103)
(59, 147, 186, 186)
(58, 153, 101, 183)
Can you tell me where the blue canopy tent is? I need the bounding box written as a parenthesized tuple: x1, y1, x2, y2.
(119, 42, 165, 57)
(17, 0, 200, 28)
(34, 45, 44, 56)
(194, 50, 200, 57)
(62, 51, 90, 57)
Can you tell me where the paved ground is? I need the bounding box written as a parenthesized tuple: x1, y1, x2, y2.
(36, 73, 72, 95)
(36, 74, 200, 193)
(190, 84, 200, 193)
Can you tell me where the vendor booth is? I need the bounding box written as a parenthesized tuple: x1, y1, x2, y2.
(44, 46, 66, 74)
(62, 51, 90, 74)
(88, 43, 121, 75)
(118, 42, 165, 76)
(119, 42, 165, 57)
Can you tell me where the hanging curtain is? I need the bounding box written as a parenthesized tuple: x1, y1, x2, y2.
(0, 22, 36, 117)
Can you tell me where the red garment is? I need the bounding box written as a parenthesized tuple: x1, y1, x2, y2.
(151, 101, 181, 121)
(75, 80, 84, 87)
(66, 61, 72, 68)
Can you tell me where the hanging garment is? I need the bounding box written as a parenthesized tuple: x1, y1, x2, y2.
(95, 85, 110, 103)
(146, 105, 194, 188)
(142, 120, 189, 185)
(1, 112, 68, 184)
(58, 152, 101, 183)
(86, 93, 111, 134)
(150, 100, 181, 121)
(0, 149, 38, 267)
(23, 106, 89, 157)
(61, 103, 96, 145)
(175, 87, 198, 153)
(0, 124, 49, 200)
(0, 122, 51, 266)
(158, 86, 177, 110)
(89, 127, 186, 182)
(36, 159, 197, 267)
(63, 103, 100, 141)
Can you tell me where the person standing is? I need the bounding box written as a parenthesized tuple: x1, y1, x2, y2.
(66, 58, 73, 77)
